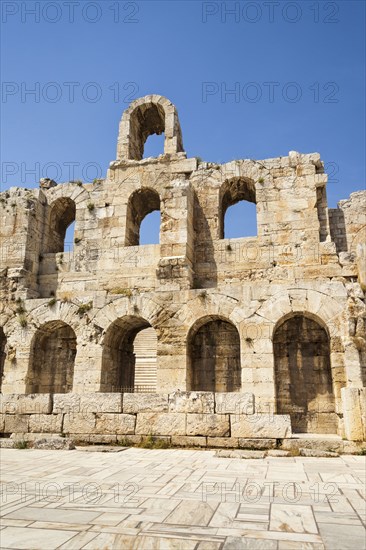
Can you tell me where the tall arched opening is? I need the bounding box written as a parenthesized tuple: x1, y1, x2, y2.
(188, 317, 241, 392)
(273, 314, 337, 433)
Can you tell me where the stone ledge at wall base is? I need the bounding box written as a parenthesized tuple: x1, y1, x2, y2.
(0, 434, 75, 450)
(0, 434, 365, 455)
(0, 410, 290, 438)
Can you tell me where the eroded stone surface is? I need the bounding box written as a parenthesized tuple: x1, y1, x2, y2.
(33, 437, 75, 450)
(215, 393, 254, 415)
(0, 394, 51, 415)
(135, 413, 186, 436)
(63, 413, 96, 434)
(186, 414, 230, 437)
(28, 414, 63, 434)
(95, 413, 135, 435)
(123, 393, 168, 414)
(168, 391, 214, 413)
(231, 414, 292, 438)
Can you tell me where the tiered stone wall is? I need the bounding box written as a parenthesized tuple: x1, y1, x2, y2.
(0, 95, 365, 444)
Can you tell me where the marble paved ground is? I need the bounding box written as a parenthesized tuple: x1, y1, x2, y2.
(0, 448, 365, 549)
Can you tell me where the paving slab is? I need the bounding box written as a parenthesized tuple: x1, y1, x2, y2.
(0, 448, 365, 549)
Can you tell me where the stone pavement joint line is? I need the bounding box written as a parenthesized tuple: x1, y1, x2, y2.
(0, 448, 365, 549)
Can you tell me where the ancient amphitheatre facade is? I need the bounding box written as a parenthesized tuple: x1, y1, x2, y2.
(0, 95, 365, 448)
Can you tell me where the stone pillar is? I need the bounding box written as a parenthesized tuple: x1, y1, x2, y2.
(72, 342, 103, 393)
(240, 319, 276, 411)
(157, 179, 194, 290)
(344, 342, 364, 387)
(156, 324, 187, 393)
(342, 387, 366, 441)
(1, 330, 30, 394)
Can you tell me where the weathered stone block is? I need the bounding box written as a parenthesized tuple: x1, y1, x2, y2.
(53, 394, 81, 414)
(281, 437, 343, 453)
(267, 449, 291, 457)
(63, 412, 96, 434)
(168, 391, 214, 413)
(171, 436, 207, 447)
(215, 393, 254, 415)
(123, 393, 168, 414)
(231, 414, 291, 438)
(79, 394, 122, 414)
(89, 434, 117, 444)
(95, 413, 135, 435)
(238, 438, 277, 450)
(136, 413, 185, 436)
(29, 414, 63, 433)
(33, 437, 75, 450)
(186, 414, 230, 437)
(0, 438, 18, 448)
(0, 394, 51, 415)
(4, 414, 29, 433)
(299, 448, 339, 457)
(207, 437, 239, 448)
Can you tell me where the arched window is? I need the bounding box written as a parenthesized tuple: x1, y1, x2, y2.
(220, 177, 257, 239)
(117, 95, 184, 161)
(125, 188, 161, 246)
(273, 314, 336, 434)
(128, 103, 165, 160)
(0, 327, 6, 390)
(26, 321, 76, 394)
(101, 316, 157, 393)
(46, 197, 76, 253)
(188, 317, 241, 392)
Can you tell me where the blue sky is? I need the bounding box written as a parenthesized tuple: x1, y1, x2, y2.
(1, 0, 365, 242)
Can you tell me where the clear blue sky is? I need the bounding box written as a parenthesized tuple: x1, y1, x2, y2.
(1, 0, 365, 242)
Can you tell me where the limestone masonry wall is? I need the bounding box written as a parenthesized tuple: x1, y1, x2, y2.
(0, 95, 365, 443)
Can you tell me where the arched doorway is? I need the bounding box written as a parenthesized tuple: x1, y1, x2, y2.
(273, 314, 336, 433)
(27, 321, 76, 393)
(101, 316, 157, 393)
(188, 317, 241, 392)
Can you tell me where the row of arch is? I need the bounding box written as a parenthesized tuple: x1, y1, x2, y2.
(0, 313, 337, 433)
(44, 179, 257, 254)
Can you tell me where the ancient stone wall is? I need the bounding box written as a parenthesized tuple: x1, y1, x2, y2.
(0, 95, 365, 442)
